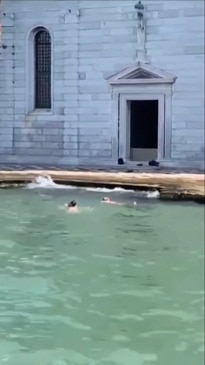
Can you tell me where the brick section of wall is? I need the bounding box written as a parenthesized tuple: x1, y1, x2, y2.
(13, 119, 64, 156)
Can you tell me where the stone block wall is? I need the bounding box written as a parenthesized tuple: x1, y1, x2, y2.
(145, 0, 204, 161)
(0, 0, 204, 166)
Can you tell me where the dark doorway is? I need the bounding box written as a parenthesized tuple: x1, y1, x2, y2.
(130, 100, 158, 161)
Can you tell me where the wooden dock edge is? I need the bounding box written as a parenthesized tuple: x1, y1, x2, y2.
(0, 170, 204, 202)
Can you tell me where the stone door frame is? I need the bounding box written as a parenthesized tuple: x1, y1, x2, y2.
(119, 92, 165, 162)
(107, 62, 176, 163)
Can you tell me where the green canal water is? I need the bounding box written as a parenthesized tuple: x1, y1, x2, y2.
(0, 186, 204, 365)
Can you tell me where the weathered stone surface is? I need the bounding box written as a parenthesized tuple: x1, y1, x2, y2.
(0, 170, 204, 200)
(0, 0, 204, 167)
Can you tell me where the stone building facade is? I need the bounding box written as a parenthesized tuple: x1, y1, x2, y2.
(0, 0, 204, 168)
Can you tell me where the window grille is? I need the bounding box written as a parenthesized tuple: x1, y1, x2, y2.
(35, 29, 51, 109)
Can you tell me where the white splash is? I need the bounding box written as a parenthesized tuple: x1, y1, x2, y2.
(26, 175, 75, 190)
(26, 176, 134, 192)
(25, 175, 160, 197)
(85, 187, 135, 193)
(146, 190, 160, 199)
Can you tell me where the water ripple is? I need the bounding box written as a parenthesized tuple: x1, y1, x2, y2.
(0, 188, 203, 364)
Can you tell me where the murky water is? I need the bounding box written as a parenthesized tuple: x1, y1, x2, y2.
(0, 187, 204, 365)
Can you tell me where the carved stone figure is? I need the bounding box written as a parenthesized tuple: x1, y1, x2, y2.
(135, 1, 146, 62)
(136, 20, 145, 50)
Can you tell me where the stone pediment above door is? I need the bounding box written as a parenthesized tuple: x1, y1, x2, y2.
(106, 62, 177, 85)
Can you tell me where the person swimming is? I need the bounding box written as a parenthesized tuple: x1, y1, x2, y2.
(67, 200, 78, 213)
(102, 197, 137, 206)
(101, 197, 122, 205)
(102, 197, 110, 202)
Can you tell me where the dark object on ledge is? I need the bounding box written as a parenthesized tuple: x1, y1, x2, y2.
(134, 0, 144, 19)
(148, 160, 159, 167)
(118, 158, 124, 165)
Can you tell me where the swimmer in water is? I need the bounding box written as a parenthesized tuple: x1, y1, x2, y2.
(102, 197, 137, 207)
(67, 200, 78, 213)
(101, 197, 122, 205)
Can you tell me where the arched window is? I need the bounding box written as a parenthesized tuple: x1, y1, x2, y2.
(34, 28, 51, 109)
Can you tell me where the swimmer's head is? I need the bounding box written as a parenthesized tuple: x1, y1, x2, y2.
(102, 197, 110, 202)
(68, 200, 77, 208)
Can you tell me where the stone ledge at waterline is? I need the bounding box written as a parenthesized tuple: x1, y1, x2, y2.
(0, 170, 204, 202)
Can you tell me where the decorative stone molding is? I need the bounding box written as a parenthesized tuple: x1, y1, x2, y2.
(106, 62, 177, 85)
(107, 62, 177, 163)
